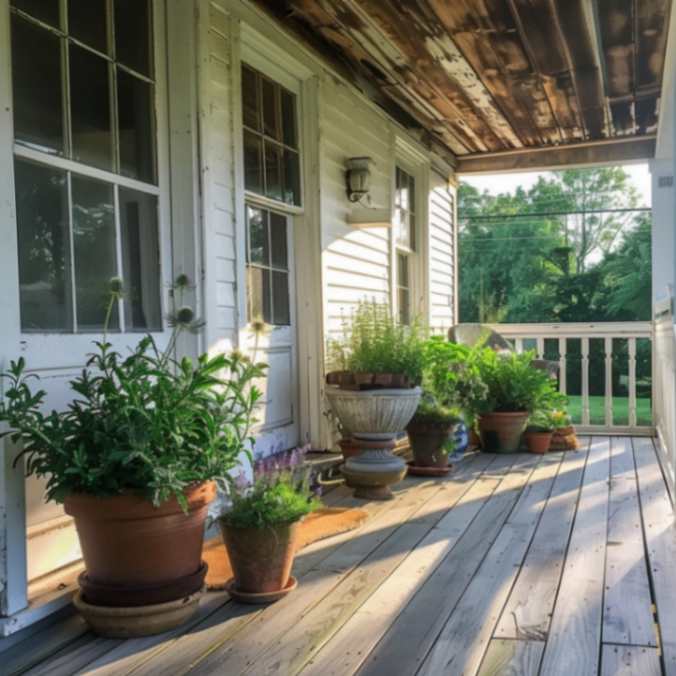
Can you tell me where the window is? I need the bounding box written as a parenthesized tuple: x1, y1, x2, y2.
(241, 65, 301, 206)
(246, 205, 291, 325)
(10, 0, 162, 333)
(397, 252, 411, 325)
(395, 167, 416, 250)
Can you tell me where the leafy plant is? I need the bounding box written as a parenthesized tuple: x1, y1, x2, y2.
(411, 393, 461, 426)
(332, 301, 426, 383)
(550, 409, 572, 429)
(0, 277, 267, 508)
(527, 409, 557, 432)
(221, 472, 320, 529)
(471, 349, 561, 414)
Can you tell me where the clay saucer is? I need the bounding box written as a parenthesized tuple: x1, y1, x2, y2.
(225, 576, 298, 604)
(406, 461, 452, 477)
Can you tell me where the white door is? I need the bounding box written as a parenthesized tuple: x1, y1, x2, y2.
(243, 203, 299, 458)
(0, 0, 172, 585)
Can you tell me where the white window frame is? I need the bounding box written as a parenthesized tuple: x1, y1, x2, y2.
(9, 0, 169, 338)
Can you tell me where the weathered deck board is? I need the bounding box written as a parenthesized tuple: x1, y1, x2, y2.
(600, 644, 662, 675)
(538, 437, 611, 676)
(188, 453, 509, 675)
(418, 453, 562, 675)
(602, 437, 656, 647)
(494, 444, 589, 639)
(634, 436, 676, 675)
(477, 639, 544, 676)
(357, 454, 542, 676)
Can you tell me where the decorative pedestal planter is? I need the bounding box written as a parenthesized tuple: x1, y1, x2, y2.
(326, 386, 421, 500)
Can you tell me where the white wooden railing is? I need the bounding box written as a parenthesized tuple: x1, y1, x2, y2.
(487, 322, 654, 435)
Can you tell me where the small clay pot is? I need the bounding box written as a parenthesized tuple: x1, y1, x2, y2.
(338, 437, 361, 460)
(390, 374, 411, 389)
(354, 373, 375, 388)
(406, 420, 454, 468)
(478, 412, 529, 453)
(64, 482, 216, 600)
(219, 520, 300, 594)
(524, 430, 553, 454)
(374, 373, 394, 387)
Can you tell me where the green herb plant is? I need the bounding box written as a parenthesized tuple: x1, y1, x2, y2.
(222, 471, 320, 529)
(0, 276, 266, 508)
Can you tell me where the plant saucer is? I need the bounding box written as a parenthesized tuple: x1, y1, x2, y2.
(225, 576, 298, 604)
(406, 461, 452, 477)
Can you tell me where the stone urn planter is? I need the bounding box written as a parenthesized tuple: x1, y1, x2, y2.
(325, 386, 421, 500)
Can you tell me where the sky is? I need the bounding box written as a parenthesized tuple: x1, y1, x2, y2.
(461, 162, 652, 207)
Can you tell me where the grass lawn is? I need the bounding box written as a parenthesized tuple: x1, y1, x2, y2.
(566, 395, 652, 426)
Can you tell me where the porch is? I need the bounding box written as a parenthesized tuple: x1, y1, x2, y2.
(2, 435, 673, 676)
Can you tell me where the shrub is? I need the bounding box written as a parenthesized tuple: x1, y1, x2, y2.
(0, 278, 266, 508)
(221, 473, 320, 529)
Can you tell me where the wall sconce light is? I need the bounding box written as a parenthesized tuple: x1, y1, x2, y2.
(345, 157, 373, 203)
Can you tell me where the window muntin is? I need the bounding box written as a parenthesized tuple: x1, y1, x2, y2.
(241, 65, 301, 207)
(246, 205, 291, 326)
(10, 1, 162, 334)
(397, 252, 411, 325)
(395, 166, 416, 251)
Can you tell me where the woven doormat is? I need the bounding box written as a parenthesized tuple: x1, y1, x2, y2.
(204, 507, 369, 590)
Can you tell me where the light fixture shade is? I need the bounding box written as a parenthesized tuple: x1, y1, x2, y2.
(345, 157, 373, 202)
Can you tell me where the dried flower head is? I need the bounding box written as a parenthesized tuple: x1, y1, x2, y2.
(174, 273, 191, 290)
(175, 306, 195, 325)
(109, 277, 124, 296)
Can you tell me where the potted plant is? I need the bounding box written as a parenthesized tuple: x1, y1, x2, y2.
(0, 277, 266, 636)
(549, 409, 580, 450)
(218, 472, 319, 603)
(524, 409, 556, 454)
(325, 302, 423, 499)
(470, 349, 560, 453)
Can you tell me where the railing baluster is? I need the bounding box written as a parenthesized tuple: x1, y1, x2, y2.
(558, 337, 567, 395)
(604, 337, 613, 428)
(536, 336, 544, 360)
(628, 337, 637, 429)
(515, 338, 523, 354)
(582, 337, 590, 426)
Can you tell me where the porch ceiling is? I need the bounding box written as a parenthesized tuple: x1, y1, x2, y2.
(253, 0, 672, 171)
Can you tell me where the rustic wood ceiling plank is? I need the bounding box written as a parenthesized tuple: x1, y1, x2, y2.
(635, 0, 671, 91)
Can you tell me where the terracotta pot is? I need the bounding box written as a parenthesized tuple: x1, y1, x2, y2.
(374, 373, 394, 387)
(219, 520, 300, 593)
(406, 420, 454, 468)
(524, 430, 553, 454)
(550, 425, 580, 451)
(478, 412, 529, 453)
(64, 482, 216, 602)
(354, 373, 375, 388)
(338, 437, 361, 460)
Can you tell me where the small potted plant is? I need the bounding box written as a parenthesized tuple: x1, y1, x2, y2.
(524, 409, 555, 454)
(325, 302, 423, 499)
(470, 349, 560, 453)
(218, 472, 319, 603)
(549, 409, 580, 450)
(0, 277, 266, 637)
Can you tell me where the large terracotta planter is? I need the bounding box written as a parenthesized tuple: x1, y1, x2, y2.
(524, 430, 553, 454)
(64, 481, 216, 606)
(219, 520, 300, 595)
(326, 386, 421, 500)
(478, 412, 529, 453)
(406, 419, 455, 468)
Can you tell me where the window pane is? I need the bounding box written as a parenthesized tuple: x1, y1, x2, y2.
(12, 0, 60, 27)
(11, 16, 63, 154)
(242, 65, 260, 131)
(114, 0, 152, 76)
(272, 271, 290, 325)
(283, 149, 301, 206)
(248, 266, 271, 323)
(69, 0, 108, 53)
(71, 176, 118, 331)
(243, 131, 263, 194)
(281, 89, 297, 148)
(119, 188, 162, 331)
(409, 211, 416, 251)
(117, 69, 155, 183)
(247, 206, 268, 265)
(264, 142, 283, 201)
(261, 78, 279, 141)
(14, 159, 71, 331)
(398, 287, 410, 325)
(398, 252, 409, 288)
(70, 45, 113, 170)
(269, 212, 287, 269)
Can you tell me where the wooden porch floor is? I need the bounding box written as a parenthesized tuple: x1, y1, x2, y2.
(4, 437, 676, 676)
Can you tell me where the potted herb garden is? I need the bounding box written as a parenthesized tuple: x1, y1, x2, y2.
(0, 277, 266, 637)
(524, 409, 556, 454)
(325, 302, 423, 499)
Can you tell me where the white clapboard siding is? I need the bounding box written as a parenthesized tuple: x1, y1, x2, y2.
(428, 171, 456, 332)
(200, 2, 238, 352)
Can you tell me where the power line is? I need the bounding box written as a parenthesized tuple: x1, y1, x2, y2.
(461, 207, 650, 221)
